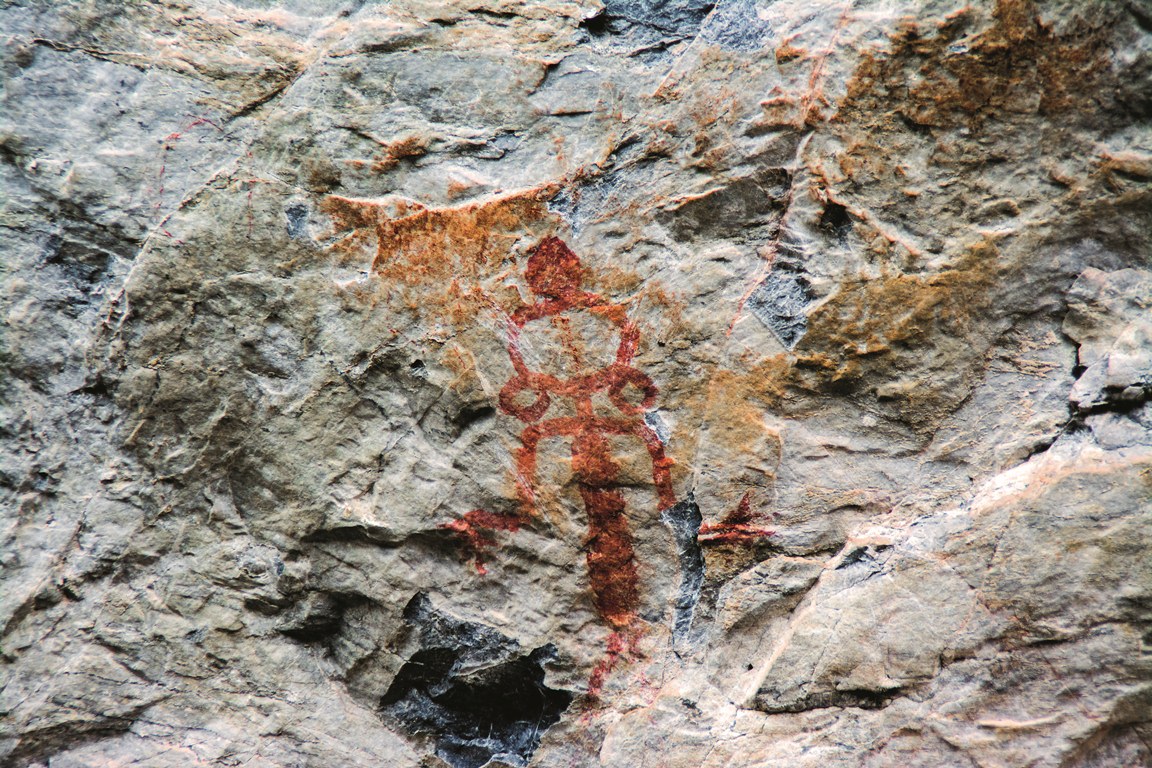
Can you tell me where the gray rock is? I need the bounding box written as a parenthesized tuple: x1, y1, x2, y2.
(2, 1, 1151, 766)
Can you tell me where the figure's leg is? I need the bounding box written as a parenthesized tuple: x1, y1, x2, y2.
(568, 426, 657, 700)
(571, 429, 640, 632)
(513, 417, 581, 520)
(579, 466, 642, 701)
(630, 421, 677, 512)
(580, 482, 639, 630)
(586, 628, 629, 701)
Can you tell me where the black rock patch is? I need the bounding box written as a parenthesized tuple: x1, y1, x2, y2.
(699, 0, 772, 52)
(661, 495, 705, 644)
(381, 594, 573, 768)
(746, 267, 813, 349)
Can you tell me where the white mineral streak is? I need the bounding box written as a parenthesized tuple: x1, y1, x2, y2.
(2, 1, 1150, 766)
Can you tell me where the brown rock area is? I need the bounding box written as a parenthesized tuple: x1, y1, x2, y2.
(1, 1, 1150, 766)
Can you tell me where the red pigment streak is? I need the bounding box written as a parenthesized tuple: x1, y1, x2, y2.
(697, 491, 775, 544)
(443, 237, 675, 696)
(442, 509, 521, 575)
(154, 116, 223, 204)
(727, 247, 776, 338)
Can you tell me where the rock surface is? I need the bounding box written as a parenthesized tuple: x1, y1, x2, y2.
(2, 1, 1151, 766)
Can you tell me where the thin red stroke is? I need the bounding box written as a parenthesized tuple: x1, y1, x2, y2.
(799, 0, 857, 126)
(699, 491, 775, 544)
(153, 115, 224, 205)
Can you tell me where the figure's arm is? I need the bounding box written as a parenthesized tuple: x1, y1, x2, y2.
(441, 509, 522, 575)
(442, 418, 581, 573)
(622, 419, 773, 545)
(630, 420, 677, 512)
(511, 417, 580, 518)
(512, 422, 544, 521)
(697, 492, 775, 544)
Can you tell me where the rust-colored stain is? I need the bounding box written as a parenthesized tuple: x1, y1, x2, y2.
(321, 188, 557, 331)
(792, 250, 999, 429)
(841, 0, 1116, 134)
(754, 0, 1145, 433)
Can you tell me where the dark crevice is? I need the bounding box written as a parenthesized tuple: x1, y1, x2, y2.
(275, 591, 372, 645)
(1075, 385, 1152, 417)
(1128, 1, 1152, 34)
(1010, 633, 1080, 649)
(819, 200, 854, 241)
(228, 68, 302, 122)
(28, 37, 150, 72)
(628, 37, 683, 57)
(835, 545, 884, 570)
(535, 57, 565, 90)
(73, 374, 115, 401)
(661, 495, 704, 643)
(453, 405, 496, 432)
(301, 524, 407, 546)
(1022, 430, 1063, 460)
(469, 8, 520, 22)
(380, 594, 573, 768)
(756, 686, 906, 714)
(580, 10, 617, 36)
(1111, 166, 1152, 184)
(1, 700, 158, 768)
(898, 111, 936, 135)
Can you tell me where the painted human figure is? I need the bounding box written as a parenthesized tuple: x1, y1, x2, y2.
(448, 237, 670, 671)
(445, 237, 769, 692)
(501, 238, 678, 634)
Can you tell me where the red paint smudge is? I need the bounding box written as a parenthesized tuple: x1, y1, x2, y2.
(441, 509, 521, 575)
(698, 491, 775, 544)
(586, 630, 638, 701)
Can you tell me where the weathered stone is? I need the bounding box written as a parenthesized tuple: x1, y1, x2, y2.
(2, 1, 1151, 766)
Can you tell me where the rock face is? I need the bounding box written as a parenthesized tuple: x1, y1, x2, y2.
(2, 1, 1151, 766)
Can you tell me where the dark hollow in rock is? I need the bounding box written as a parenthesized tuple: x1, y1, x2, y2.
(380, 594, 573, 768)
(819, 201, 853, 241)
(756, 685, 906, 714)
(274, 591, 371, 644)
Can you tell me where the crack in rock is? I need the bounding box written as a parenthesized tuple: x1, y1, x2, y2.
(661, 495, 705, 644)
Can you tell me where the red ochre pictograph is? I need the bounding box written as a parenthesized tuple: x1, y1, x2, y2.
(442, 236, 772, 696)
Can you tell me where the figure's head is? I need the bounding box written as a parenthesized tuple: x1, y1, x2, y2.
(525, 237, 583, 298)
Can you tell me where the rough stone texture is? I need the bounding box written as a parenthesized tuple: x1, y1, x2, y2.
(2, 1, 1151, 766)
